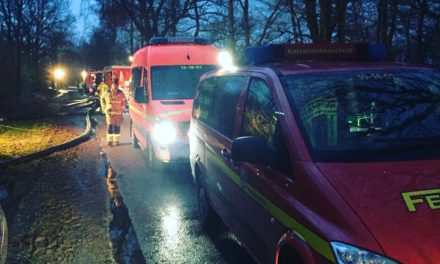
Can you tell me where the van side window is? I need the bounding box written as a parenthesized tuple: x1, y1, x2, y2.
(241, 78, 292, 176)
(241, 79, 277, 142)
(194, 76, 245, 138)
(193, 78, 215, 122)
(130, 67, 142, 96)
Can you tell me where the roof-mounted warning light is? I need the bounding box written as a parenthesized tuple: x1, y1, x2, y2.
(217, 50, 238, 72)
(245, 43, 387, 64)
(149, 37, 210, 45)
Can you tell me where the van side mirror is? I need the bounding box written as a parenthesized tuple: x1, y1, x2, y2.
(134, 86, 148, 103)
(231, 136, 274, 166)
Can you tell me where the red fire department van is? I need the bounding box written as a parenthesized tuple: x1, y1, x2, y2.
(190, 43, 440, 264)
(82, 70, 103, 95)
(129, 37, 219, 169)
(103, 65, 131, 96)
(81, 70, 95, 94)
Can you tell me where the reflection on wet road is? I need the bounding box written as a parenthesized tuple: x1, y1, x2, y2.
(98, 114, 256, 263)
(122, 165, 255, 264)
(105, 158, 144, 263)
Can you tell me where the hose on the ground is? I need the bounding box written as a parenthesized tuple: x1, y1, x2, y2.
(0, 100, 98, 168)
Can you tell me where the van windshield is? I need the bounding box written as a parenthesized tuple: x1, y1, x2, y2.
(151, 65, 217, 100)
(282, 69, 440, 162)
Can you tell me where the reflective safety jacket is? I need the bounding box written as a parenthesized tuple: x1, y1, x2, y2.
(96, 82, 109, 98)
(101, 87, 127, 126)
(96, 82, 109, 109)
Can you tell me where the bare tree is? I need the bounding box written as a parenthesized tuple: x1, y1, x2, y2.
(106, 0, 193, 44)
(303, 0, 349, 43)
(192, 0, 201, 37)
(287, 0, 304, 43)
(0, 0, 72, 97)
(0, 0, 24, 96)
(239, 0, 250, 47)
(227, 0, 236, 51)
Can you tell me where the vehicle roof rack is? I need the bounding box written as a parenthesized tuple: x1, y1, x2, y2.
(245, 43, 387, 64)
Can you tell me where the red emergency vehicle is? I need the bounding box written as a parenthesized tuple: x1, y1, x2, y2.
(82, 70, 103, 95)
(81, 70, 95, 94)
(103, 65, 131, 95)
(129, 37, 219, 169)
(190, 43, 440, 264)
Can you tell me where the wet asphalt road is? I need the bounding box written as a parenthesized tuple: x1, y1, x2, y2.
(95, 113, 257, 264)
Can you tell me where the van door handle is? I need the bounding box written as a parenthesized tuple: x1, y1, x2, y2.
(221, 148, 231, 159)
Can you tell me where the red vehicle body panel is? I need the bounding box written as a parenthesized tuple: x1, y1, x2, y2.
(317, 161, 440, 264)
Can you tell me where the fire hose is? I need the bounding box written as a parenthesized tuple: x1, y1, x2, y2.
(0, 101, 98, 168)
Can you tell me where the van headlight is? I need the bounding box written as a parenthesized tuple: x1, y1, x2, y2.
(331, 242, 398, 264)
(152, 121, 177, 145)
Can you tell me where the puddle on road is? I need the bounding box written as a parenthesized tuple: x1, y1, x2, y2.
(102, 153, 146, 264)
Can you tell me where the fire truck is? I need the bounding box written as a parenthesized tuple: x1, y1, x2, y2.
(81, 70, 103, 95)
(81, 70, 95, 94)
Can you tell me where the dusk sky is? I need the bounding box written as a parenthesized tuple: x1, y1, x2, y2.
(70, 0, 98, 40)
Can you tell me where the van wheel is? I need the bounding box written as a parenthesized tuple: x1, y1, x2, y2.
(197, 184, 219, 230)
(146, 140, 160, 171)
(130, 122, 139, 148)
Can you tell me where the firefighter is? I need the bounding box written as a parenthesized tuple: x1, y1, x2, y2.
(96, 79, 109, 112)
(101, 78, 127, 146)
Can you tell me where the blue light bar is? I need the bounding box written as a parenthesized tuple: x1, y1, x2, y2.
(245, 43, 387, 64)
(245, 44, 285, 64)
(150, 37, 210, 45)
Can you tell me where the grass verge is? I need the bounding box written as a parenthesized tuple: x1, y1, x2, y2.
(0, 118, 82, 160)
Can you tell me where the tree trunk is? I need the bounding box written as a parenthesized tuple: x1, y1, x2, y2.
(319, 0, 333, 42)
(386, 0, 398, 58)
(169, 0, 178, 36)
(405, 3, 413, 61)
(335, 0, 347, 42)
(242, 0, 250, 47)
(376, 0, 388, 43)
(227, 0, 236, 52)
(287, 0, 300, 43)
(305, 0, 320, 42)
(193, 0, 200, 37)
(14, 0, 23, 97)
(416, 0, 427, 63)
